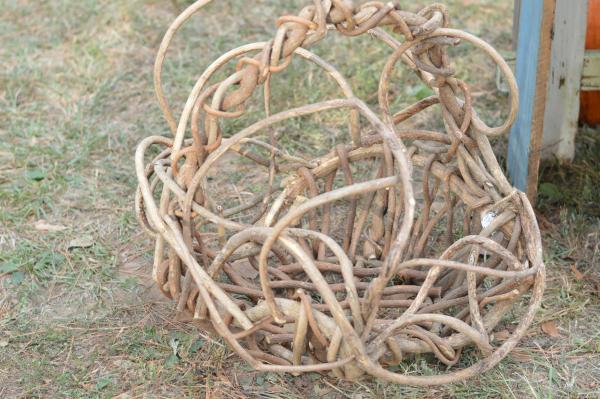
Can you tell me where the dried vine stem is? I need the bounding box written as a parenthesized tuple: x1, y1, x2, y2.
(135, 0, 545, 386)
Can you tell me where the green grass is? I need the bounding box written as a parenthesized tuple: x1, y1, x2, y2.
(1, 0, 599, 397)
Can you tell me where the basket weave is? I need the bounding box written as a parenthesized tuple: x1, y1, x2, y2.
(135, 0, 545, 385)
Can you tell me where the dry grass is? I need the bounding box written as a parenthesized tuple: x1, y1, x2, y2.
(1, 0, 599, 397)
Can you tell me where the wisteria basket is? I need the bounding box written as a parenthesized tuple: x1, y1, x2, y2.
(135, 0, 545, 385)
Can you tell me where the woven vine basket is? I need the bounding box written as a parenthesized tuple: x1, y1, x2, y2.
(135, 0, 545, 385)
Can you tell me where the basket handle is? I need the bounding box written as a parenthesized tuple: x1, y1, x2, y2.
(154, 0, 214, 136)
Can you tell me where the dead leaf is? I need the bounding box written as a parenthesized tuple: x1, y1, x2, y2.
(175, 311, 195, 323)
(34, 220, 67, 232)
(312, 383, 333, 397)
(510, 348, 532, 362)
(570, 264, 584, 281)
(596, 282, 600, 299)
(541, 320, 561, 338)
(493, 330, 511, 342)
(68, 235, 94, 249)
(231, 259, 258, 280)
(0, 339, 8, 348)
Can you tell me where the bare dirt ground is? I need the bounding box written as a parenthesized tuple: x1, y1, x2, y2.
(1, 0, 599, 397)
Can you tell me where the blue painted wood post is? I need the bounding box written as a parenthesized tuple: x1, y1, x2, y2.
(508, 0, 554, 200)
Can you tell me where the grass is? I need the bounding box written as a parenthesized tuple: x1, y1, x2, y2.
(1, 0, 599, 397)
